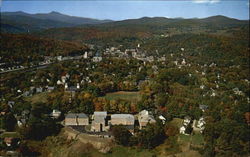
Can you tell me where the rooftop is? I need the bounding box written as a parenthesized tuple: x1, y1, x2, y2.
(66, 113, 88, 118)
(94, 111, 107, 117)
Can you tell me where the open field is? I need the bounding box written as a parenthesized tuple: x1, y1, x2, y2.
(168, 118, 183, 128)
(25, 92, 49, 104)
(105, 146, 155, 157)
(102, 91, 141, 102)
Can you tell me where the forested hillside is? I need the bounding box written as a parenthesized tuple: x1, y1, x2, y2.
(0, 34, 88, 65)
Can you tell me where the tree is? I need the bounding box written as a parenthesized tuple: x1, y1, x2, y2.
(2, 113, 17, 131)
(137, 121, 166, 149)
(111, 125, 132, 146)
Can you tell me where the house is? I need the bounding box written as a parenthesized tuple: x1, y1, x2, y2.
(196, 117, 205, 133)
(65, 113, 89, 126)
(158, 115, 166, 124)
(47, 86, 55, 92)
(50, 109, 61, 119)
(7, 101, 15, 108)
(180, 116, 192, 135)
(138, 110, 156, 129)
(91, 111, 109, 132)
(110, 114, 135, 133)
(65, 86, 79, 98)
(83, 51, 88, 59)
(92, 56, 102, 62)
(179, 126, 186, 134)
(57, 80, 63, 85)
(199, 104, 208, 112)
(183, 116, 191, 126)
(22, 91, 31, 97)
(36, 87, 43, 93)
(17, 118, 26, 127)
(61, 76, 67, 83)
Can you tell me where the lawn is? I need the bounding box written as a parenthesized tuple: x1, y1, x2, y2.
(191, 133, 204, 145)
(0, 132, 20, 138)
(105, 146, 155, 157)
(179, 134, 191, 143)
(25, 92, 49, 104)
(102, 91, 141, 102)
(168, 118, 183, 128)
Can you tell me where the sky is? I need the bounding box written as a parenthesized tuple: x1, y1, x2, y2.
(0, 0, 249, 20)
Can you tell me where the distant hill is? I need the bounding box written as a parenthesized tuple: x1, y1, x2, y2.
(35, 15, 248, 46)
(0, 11, 113, 33)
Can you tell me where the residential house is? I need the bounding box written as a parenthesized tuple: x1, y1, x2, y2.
(47, 86, 55, 92)
(92, 56, 102, 62)
(7, 101, 15, 108)
(50, 109, 61, 119)
(179, 116, 192, 135)
(138, 110, 156, 129)
(36, 87, 43, 93)
(199, 104, 208, 112)
(193, 117, 205, 133)
(158, 115, 166, 124)
(179, 126, 186, 134)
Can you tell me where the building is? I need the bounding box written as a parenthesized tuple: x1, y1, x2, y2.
(78, 113, 90, 125)
(158, 115, 166, 124)
(138, 110, 156, 129)
(47, 86, 55, 92)
(91, 111, 108, 132)
(199, 104, 208, 112)
(179, 126, 186, 134)
(92, 56, 102, 62)
(65, 113, 89, 126)
(180, 116, 192, 135)
(50, 109, 61, 119)
(110, 114, 135, 133)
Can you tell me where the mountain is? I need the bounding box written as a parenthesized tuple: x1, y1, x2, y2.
(0, 11, 113, 33)
(35, 15, 248, 46)
(33, 11, 112, 25)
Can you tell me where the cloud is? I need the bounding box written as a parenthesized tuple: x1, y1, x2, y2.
(192, 0, 220, 4)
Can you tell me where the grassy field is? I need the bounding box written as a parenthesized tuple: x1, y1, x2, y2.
(25, 92, 49, 104)
(0, 132, 20, 138)
(191, 133, 204, 145)
(168, 118, 183, 128)
(102, 91, 141, 102)
(105, 146, 155, 157)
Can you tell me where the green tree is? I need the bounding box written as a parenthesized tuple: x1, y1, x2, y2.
(112, 125, 132, 146)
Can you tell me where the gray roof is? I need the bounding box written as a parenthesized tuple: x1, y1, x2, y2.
(66, 113, 88, 119)
(94, 111, 107, 117)
(65, 113, 76, 118)
(77, 113, 88, 118)
(199, 104, 208, 110)
(47, 86, 54, 90)
(93, 117, 105, 123)
(67, 86, 78, 92)
(111, 114, 134, 121)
